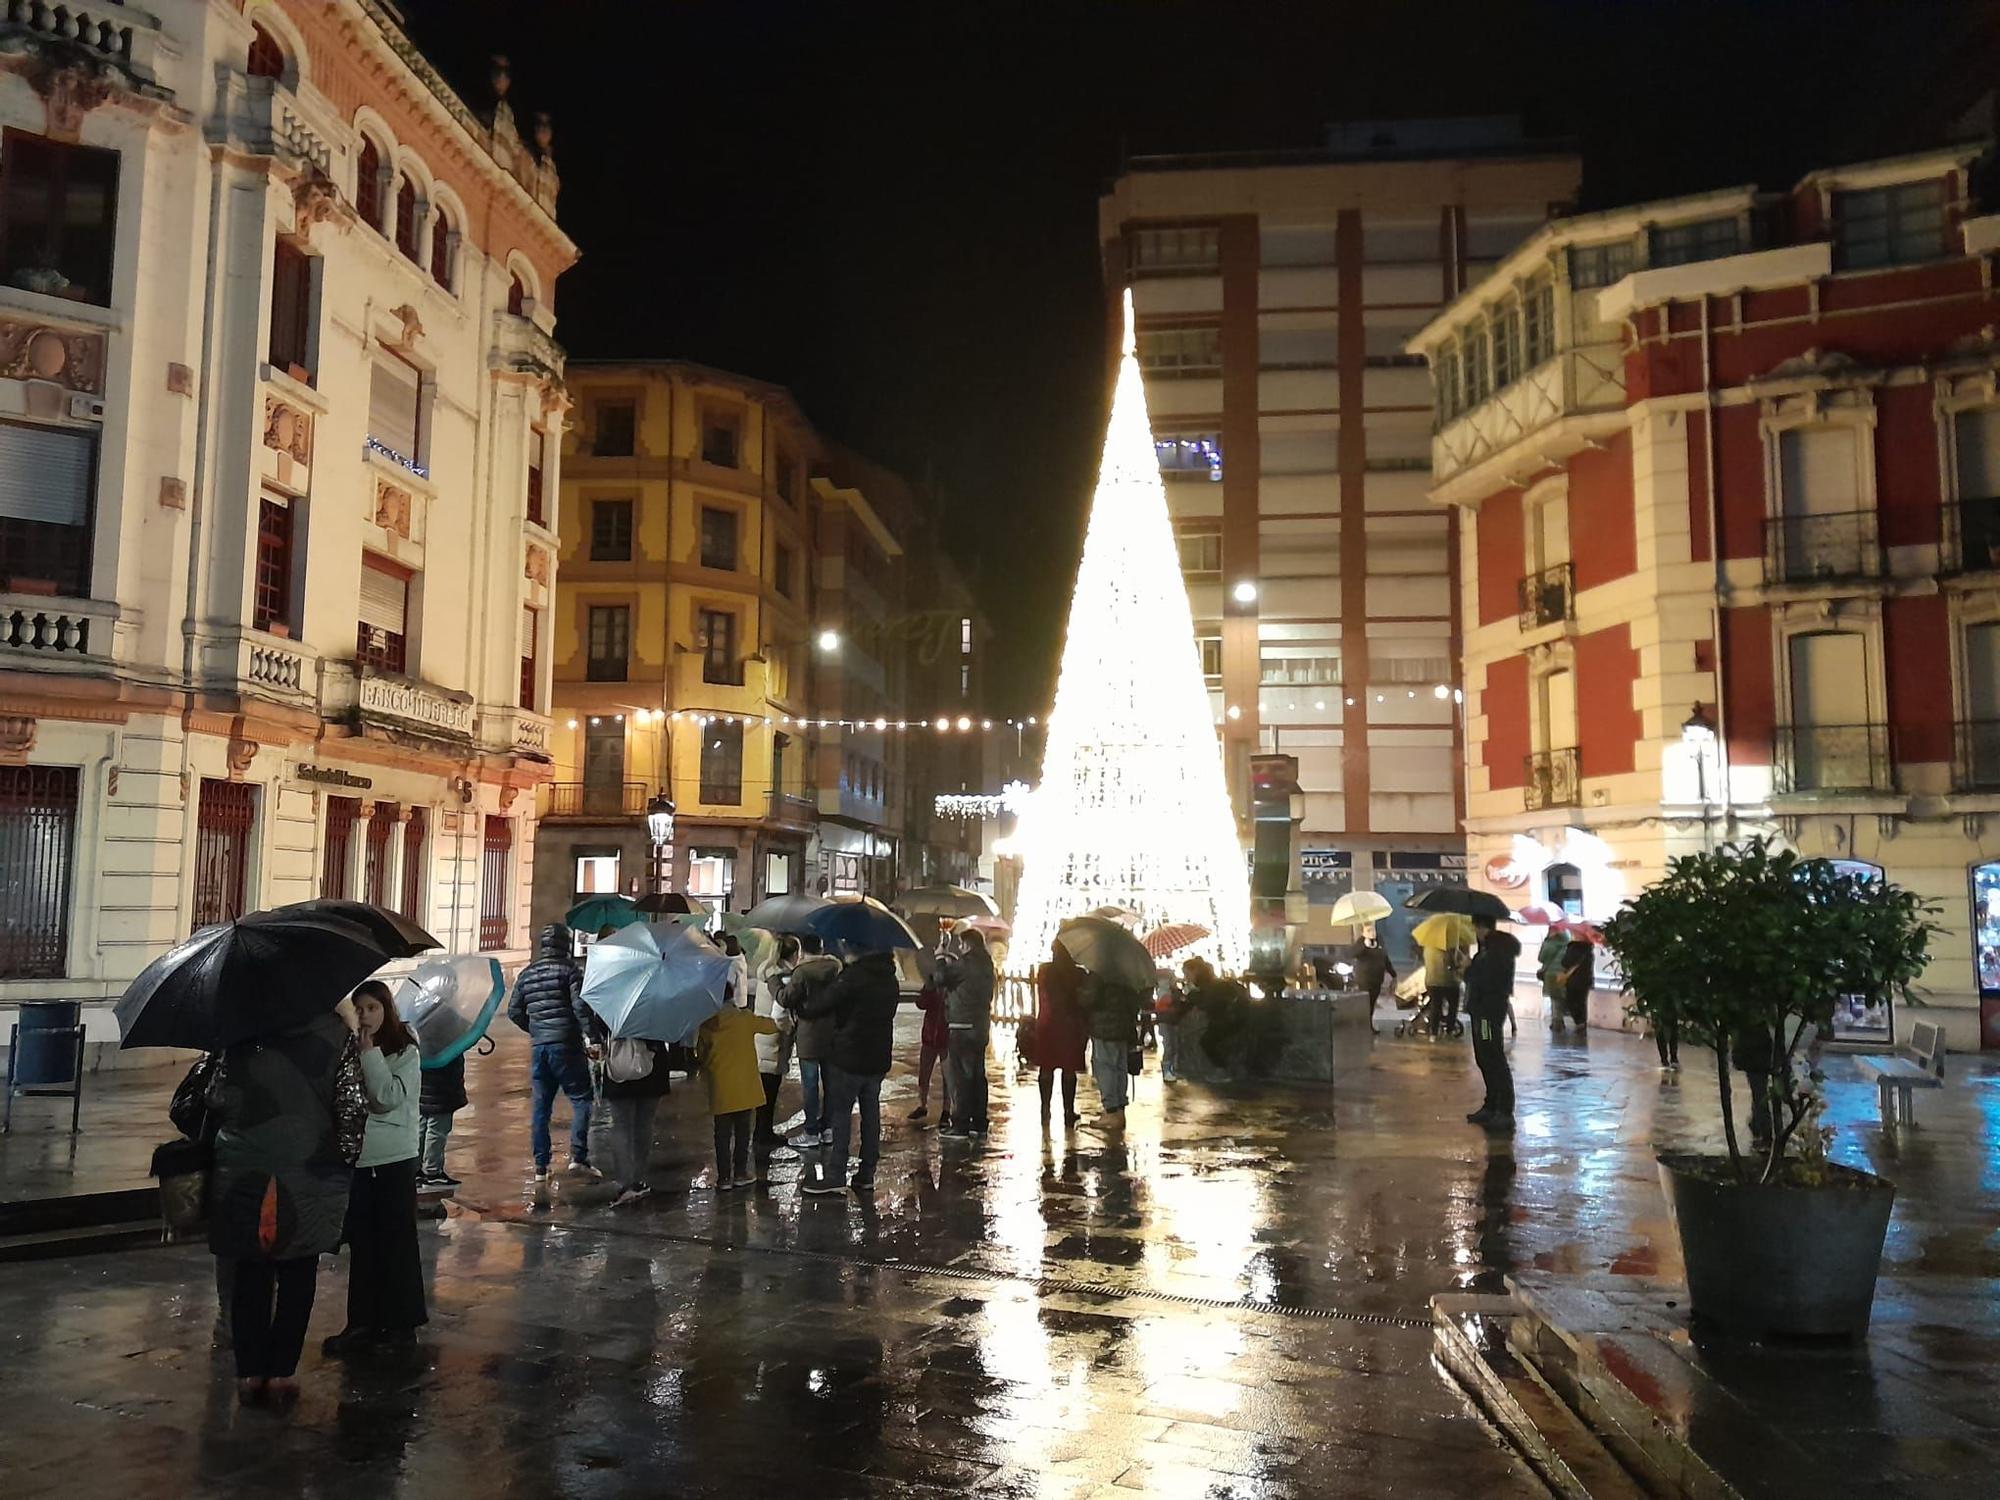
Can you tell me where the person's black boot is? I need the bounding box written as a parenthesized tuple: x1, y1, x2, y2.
(321, 1327, 378, 1357)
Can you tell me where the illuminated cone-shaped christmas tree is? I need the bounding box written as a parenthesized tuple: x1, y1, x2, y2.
(1010, 294, 1251, 975)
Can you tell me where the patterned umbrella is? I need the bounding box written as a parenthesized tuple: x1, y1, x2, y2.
(1142, 922, 1210, 960)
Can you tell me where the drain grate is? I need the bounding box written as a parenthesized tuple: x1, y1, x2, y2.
(489, 1211, 1428, 1329)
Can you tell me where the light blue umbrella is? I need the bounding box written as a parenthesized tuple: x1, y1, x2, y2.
(396, 955, 505, 1069)
(581, 921, 732, 1043)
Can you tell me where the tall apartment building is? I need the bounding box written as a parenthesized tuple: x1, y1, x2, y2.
(1413, 144, 2000, 1049)
(0, 1, 573, 1049)
(1099, 119, 1579, 962)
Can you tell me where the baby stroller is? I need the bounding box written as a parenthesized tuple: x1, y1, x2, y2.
(1391, 929, 1468, 1039)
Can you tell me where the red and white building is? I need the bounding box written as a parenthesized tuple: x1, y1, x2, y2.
(1413, 145, 2000, 1049)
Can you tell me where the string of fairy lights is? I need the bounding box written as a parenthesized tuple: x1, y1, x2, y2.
(562, 709, 1050, 733)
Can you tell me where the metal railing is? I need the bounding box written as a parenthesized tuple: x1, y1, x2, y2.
(1773, 724, 1893, 794)
(1516, 562, 1575, 628)
(1524, 747, 1580, 811)
(769, 791, 818, 828)
(1956, 719, 2000, 791)
(1949, 497, 2000, 573)
(1765, 510, 1880, 584)
(542, 781, 648, 818)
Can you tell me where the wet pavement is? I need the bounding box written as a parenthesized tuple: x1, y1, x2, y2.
(3, 1007, 1998, 1496)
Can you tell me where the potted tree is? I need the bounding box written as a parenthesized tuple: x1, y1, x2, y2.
(1601, 837, 1935, 1339)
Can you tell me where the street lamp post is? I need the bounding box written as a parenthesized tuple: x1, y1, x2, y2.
(646, 792, 676, 894)
(1682, 702, 1717, 850)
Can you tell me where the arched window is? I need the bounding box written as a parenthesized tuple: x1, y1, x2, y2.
(355, 136, 384, 231)
(247, 23, 286, 80)
(429, 207, 453, 289)
(1545, 861, 1583, 919)
(394, 174, 420, 262)
(506, 271, 527, 317)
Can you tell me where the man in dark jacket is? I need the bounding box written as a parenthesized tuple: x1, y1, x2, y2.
(1463, 915, 1521, 1127)
(507, 922, 595, 1180)
(937, 930, 996, 1139)
(781, 936, 843, 1147)
(797, 949, 900, 1194)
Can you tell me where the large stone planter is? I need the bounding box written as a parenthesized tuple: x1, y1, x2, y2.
(1172, 991, 1338, 1083)
(1658, 1153, 1895, 1340)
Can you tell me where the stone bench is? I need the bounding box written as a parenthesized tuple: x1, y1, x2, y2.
(1856, 1019, 1945, 1132)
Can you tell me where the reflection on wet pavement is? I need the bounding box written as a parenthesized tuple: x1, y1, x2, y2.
(4, 1014, 1998, 1496)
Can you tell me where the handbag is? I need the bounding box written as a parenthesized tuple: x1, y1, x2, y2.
(1126, 1045, 1144, 1077)
(150, 1136, 211, 1244)
(333, 1038, 368, 1166)
(605, 1036, 654, 1083)
(168, 1052, 222, 1142)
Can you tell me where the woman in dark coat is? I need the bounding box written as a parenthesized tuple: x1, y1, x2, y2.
(208, 999, 361, 1404)
(1034, 941, 1088, 1127)
(1559, 938, 1595, 1030)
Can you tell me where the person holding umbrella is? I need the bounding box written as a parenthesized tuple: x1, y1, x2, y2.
(507, 923, 597, 1182)
(1034, 940, 1088, 1126)
(797, 949, 903, 1195)
(782, 936, 842, 1148)
(937, 927, 996, 1140)
(323, 980, 427, 1356)
(1463, 914, 1522, 1128)
(207, 993, 363, 1405)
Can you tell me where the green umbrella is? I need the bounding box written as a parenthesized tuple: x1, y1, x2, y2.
(566, 894, 644, 935)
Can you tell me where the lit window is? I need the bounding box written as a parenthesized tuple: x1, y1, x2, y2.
(1176, 529, 1222, 576)
(574, 852, 621, 896)
(1154, 433, 1223, 480)
(1198, 635, 1222, 682)
(1136, 326, 1222, 376)
(1129, 226, 1219, 275)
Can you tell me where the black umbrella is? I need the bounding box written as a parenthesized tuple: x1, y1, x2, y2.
(278, 898, 438, 957)
(116, 909, 401, 1051)
(634, 890, 707, 916)
(740, 893, 830, 934)
(899, 883, 998, 921)
(1055, 914, 1158, 988)
(1405, 884, 1513, 922)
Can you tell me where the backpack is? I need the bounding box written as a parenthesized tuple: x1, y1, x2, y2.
(605, 1037, 654, 1083)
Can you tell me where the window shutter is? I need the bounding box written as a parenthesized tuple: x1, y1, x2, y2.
(0, 422, 93, 525)
(368, 355, 422, 458)
(358, 559, 408, 633)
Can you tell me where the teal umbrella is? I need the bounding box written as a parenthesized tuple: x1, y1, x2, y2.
(567, 893, 643, 935)
(580, 921, 731, 1043)
(396, 955, 505, 1069)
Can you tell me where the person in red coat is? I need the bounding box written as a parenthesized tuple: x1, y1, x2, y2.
(908, 977, 952, 1125)
(1034, 940, 1088, 1128)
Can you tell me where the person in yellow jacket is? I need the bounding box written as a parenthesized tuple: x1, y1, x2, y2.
(698, 1005, 777, 1190)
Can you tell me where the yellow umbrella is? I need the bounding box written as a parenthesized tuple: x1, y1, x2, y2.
(1411, 913, 1475, 950)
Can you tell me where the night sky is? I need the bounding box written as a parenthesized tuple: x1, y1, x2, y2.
(400, 0, 1992, 707)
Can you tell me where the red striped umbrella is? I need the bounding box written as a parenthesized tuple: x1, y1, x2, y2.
(1143, 922, 1210, 960)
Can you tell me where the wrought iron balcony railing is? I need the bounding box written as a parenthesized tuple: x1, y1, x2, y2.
(1517, 562, 1575, 629)
(1773, 724, 1893, 795)
(542, 781, 648, 818)
(1765, 510, 1880, 584)
(1524, 746, 1581, 810)
(1956, 719, 2000, 791)
(1949, 497, 2000, 574)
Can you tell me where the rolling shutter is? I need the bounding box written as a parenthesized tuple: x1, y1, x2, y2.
(358, 557, 407, 635)
(0, 422, 93, 524)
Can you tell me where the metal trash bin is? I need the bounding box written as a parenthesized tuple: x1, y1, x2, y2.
(5, 1000, 86, 1132)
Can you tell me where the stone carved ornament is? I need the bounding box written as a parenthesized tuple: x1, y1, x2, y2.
(0, 317, 106, 394)
(375, 479, 413, 538)
(225, 737, 259, 777)
(524, 546, 548, 585)
(262, 395, 313, 464)
(0, 716, 35, 762)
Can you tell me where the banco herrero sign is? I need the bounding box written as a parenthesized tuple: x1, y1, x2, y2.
(356, 673, 475, 740)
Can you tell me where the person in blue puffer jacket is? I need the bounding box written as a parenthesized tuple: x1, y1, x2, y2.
(506, 922, 596, 1181)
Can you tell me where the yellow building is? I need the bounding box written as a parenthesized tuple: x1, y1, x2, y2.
(534, 362, 825, 921)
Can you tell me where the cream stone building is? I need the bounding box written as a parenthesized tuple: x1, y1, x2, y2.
(0, 1, 574, 1053)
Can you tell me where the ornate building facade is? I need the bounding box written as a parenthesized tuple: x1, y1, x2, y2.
(0, 1, 574, 1051)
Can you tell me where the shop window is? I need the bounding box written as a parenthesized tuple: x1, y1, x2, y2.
(268, 236, 315, 382)
(586, 604, 629, 682)
(394, 175, 420, 262)
(400, 807, 427, 920)
(0, 129, 120, 307)
(699, 505, 739, 570)
(765, 852, 792, 896)
(252, 496, 293, 635)
(688, 847, 736, 906)
(367, 350, 424, 471)
(246, 23, 286, 80)
(321, 795, 360, 899)
(574, 849, 621, 896)
(0, 765, 79, 978)
(355, 135, 384, 233)
(701, 721, 744, 804)
(357, 554, 411, 674)
(589, 499, 632, 561)
(1545, 861, 1583, 919)
(0, 419, 97, 598)
(479, 815, 511, 950)
(192, 778, 255, 931)
(1975, 863, 2000, 1002)
(593, 400, 635, 457)
(699, 608, 741, 685)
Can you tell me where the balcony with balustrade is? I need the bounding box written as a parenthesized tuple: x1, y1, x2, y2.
(491, 309, 566, 384)
(1773, 723, 1894, 796)
(1765, 510, 1881, 586)
(1524, 747, 1581, 811)
(541, 781, 649, 820)
(0, 593, 118, 675)
(1946, 497, 2000, 575)
(1517, 562, 1575, 630)
(1954, 720, 2000, 793)
(0, 2, 165, 92)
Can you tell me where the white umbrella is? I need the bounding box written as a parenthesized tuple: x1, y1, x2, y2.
(581, 921, 731, 1043)
(1328, 891, 1394, 927)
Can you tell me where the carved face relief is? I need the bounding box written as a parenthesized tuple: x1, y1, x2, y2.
(0, 318, 105, 394)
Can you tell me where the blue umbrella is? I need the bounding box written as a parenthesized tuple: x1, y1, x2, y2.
(396, 955, 505, 1069)
(801, 895, 920, 953)
(580, 921, 732, 1043)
